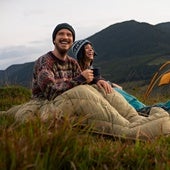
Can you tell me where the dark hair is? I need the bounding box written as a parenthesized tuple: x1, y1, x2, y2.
(77, 43, 93, 70)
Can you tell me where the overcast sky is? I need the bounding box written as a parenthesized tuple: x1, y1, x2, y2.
(1, 0, 170, 70)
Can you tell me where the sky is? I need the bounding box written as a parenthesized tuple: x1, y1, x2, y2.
(1, 0, 170, 70)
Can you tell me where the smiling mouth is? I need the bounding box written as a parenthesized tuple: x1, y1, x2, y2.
(60, 41, 70, 47)
(60, 41, 68, 44)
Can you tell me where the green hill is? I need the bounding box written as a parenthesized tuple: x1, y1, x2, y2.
(85, 20, 170, 83)
(1, 20, 170, 88)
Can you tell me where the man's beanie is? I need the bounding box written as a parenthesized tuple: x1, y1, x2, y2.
(71, 39, 97, 59)
(52, 23, 75, 43)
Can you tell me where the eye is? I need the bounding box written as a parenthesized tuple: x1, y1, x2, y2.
(67, 32, 72, 37)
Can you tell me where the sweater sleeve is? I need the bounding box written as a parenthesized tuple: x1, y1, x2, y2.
(36, 56, 86, 100)
(92, 76, 105, 84)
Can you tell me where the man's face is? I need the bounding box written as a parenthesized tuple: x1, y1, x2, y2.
(54, 29, 73, 54)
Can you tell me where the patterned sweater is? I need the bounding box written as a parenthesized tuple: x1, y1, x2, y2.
(32, 51, 86, 100)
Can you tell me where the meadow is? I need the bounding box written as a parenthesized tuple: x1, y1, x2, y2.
(0, 85, 170, 170)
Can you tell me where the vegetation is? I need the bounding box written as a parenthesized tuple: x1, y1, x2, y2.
(0, 85, 31, 111)
(0, 85, 170, 170)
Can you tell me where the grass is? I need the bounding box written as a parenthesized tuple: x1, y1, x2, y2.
(0, 85, 170, 170)
(0, 85, 31, 111)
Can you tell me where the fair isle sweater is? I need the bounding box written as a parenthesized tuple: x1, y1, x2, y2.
(32, 51, 86, 100)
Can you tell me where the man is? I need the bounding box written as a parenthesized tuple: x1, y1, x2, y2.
(32, 23, 112, 100)
(6, 23, 170, 140)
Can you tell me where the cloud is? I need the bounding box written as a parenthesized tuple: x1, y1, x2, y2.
(0, 39, 52, 70)
(1, 0, 170, 70)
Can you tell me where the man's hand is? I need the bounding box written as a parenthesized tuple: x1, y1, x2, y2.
(97, 80, 113, 94)
(81, 69, 94, 83)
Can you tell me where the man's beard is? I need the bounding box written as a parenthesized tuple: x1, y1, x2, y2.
(55, 44, 69, 55)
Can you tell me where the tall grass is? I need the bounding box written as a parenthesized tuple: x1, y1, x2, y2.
(1, 114, 170, 170)
(0, 86, 170, 170)
(0, 85, 31, 111)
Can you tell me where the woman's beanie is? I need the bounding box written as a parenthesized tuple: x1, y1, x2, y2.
(71, 39, 97, 59)
(52, 23, 75, 44)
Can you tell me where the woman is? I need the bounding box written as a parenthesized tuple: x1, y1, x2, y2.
(71, 39, 170, 114)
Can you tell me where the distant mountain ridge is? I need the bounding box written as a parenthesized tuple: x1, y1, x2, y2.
(1, 20, 170, 88)
(0, 62, 34, 88)
(84, 20, 170, 82)
(88, 20, 170, 60)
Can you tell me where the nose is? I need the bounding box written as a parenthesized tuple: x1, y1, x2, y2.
(62, 33, 68, 39)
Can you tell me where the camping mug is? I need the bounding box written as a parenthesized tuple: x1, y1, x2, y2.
(91, 68, 101, 77)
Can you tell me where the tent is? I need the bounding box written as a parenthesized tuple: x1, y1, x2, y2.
(144, 61, 170, 98)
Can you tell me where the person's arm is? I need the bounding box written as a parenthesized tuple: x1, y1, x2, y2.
(92, 75, 105, 84)
(88, 72, 113, 94)
(35, 56, 86, 100)
(96, 79, 113, 94)
(38, 68, 86, 99)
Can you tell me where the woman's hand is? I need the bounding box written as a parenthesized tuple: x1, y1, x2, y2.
(81, 69, 94, 83)
(97, 80, 113, 94)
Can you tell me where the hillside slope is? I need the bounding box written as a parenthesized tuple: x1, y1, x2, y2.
(1, 20, 170, 88)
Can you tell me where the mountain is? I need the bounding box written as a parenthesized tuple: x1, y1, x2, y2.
(81, 20, 170, 82)
(155, 22, 170, 34)
(0, 62, 34, 88)
(88, 20, 170, 60)
(1, 20, 170, 88)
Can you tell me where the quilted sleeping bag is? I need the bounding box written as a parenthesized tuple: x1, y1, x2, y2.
(2, 84, 170, 140)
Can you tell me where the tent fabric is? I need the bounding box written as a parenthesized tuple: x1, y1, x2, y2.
(158, 72, 170, 86)
(144, 61, 170, 98)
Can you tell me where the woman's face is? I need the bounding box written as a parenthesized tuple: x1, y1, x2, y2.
(84, 43, 95, 61)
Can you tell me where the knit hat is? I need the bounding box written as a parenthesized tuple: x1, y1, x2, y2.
(52, 23, 75, 44)
(71, 39, 97, 60)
